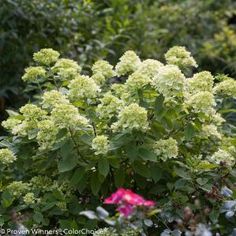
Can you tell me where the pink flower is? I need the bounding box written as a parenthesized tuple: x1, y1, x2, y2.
(104, 188, 156, 217)
(104, 188, 155, 207)
(122, 189, 146, 206)
(117, 204, 134, 217)
(143, 200, 155, 207)
(104, 188, 126, 204)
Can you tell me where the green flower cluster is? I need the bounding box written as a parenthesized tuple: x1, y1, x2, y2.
(92, 135, 109, 155)
(7, 181, 30, 197)
(96, 92, 124, 119)
(213, 77, 236, 97)
(126, 71, 151, 92)
(92, 60, 115, 85)
(165, 46, 197, 68)
(186, 91, 215, 114)
(42, 90, 69, 109)
(33, 48, 60, 66)
(115, 50, 141, 76)
(153, 65, 185, 101)
(187, 71, 214, 95)
(22, 66, 46, 82)
(208, 149, 235, 166)
(68, 75, 101, 100)
(51, 104, 89, 129)
(136, 59, 163, 80)
(37, 119, 59, 150)
(153, 138, 178, 161)
(52, 58, 81, 80)
(23, 192, 36, 205)
(0, 148, 16, 165)
(112, 103, 148, 132)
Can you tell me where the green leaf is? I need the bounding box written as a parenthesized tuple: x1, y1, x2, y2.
(184, 123, 195, 140)
(33, 211, 44, 224)
(110, 132, 132, 149)
(114, 169, 125, 187)
(126, 145, 139, 162)
(59, 219, 79, 230)
(1, 191, 13, 208)
(196, 178, 208, 186)
(58, 155, 77, 173)
(98, 159, 109, 177)
(138, 148, 157, 162)
(174, 167, 191, 180)
(150, 165, 162, 182)
(70, 168, 86, 186)
(58, 141, 78, 172)
(90, 173, 101, 195)
(133, 162, 150, 178)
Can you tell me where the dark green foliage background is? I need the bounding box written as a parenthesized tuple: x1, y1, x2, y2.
(1, 0, 236, 94)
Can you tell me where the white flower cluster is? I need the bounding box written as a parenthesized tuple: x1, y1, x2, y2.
(68, 75, 100, 100)
(22, 66, 46, 82)
(42, 90, 69, 109)
(0, 148, 16, 165)
(186, 91, 215, 114)
(52, 58, 81, 80)
(23, 192, 36, 205)
(187, 71, 214, 94)
(213, 78, 236, 97)
(208, 149, 235, 166)
(153, 65, 185, 100)
(115, 50, 141, 76)
(165, 46, 197, 68)
(33, 48, 60, 66)
(7, 181, 30, 197)
(51, 103, 89, 129)
(96, 92, 124, 119)
(112, 103, 148, 132)
(92, 60, 115, 85)
(153, 138, 178, 161)
(136, 59, 163, 80)
(92, 135, 109, 155)
(201, 124, 222, 140)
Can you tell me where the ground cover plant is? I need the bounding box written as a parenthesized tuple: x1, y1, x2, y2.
(0, 47, 235, 235)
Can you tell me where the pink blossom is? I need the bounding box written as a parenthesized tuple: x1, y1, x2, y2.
(104, 188, 156, 217)
(143, 200, 155, 207)
(104, 188, 126, 204)
(117, 204, 134, 217)
(104, 188, 155, 207)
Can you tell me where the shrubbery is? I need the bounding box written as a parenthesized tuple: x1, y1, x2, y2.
(0, 47, 235, 234)
(1, 0, 236, 97)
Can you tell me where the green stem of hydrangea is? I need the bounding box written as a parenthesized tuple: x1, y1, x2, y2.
(68, 128, 88, 164)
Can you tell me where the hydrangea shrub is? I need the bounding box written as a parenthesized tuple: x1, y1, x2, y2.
(0, 47, 236, 234)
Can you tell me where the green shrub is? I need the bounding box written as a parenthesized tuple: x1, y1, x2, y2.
(0, 47, 235, 234)
(1, 0, 236, 97)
